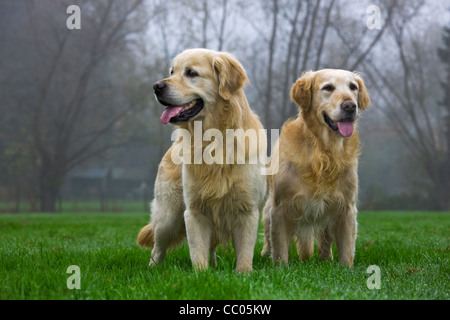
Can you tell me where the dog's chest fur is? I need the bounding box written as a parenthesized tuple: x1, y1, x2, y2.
(183, 163, 263, 215)
(274, 136, 359, 224)
(182, 163, 263, 242)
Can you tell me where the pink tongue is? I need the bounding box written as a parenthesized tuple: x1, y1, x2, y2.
(160, 106, 184, 124)
(337, 122, 354, 137)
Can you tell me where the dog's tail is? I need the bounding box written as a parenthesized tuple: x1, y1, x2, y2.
(137, 223, 155, 248)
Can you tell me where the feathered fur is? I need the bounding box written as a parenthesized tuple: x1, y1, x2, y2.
(137, 49, 266, 272)
(261, 69, 370, 267)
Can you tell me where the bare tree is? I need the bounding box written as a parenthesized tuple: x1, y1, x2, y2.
(438, 24, 450, 209)
(178, 0, 231, 50)
(280, 0, 303, 121)
(263, 0, 279, 128)
(217, 0, 229, 51)
(1, 0, 149, 212)
(362, 3, 449, 210)
(249, 0, 395, 126)
(281, 0, 336, 120)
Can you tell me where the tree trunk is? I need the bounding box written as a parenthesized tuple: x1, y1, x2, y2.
(437, 182, 450, 211)
(281, 0, 302, 120)
(202, 0, 208, 48)
(440, 117, 450, 211)
(39, 161, 64, 213)
(40, 189, 57, 213)
(12, 184, 21, 213)
(264, 0, 278, 128)
(444, 52, 450, 211)
(217, 0, 228, 51)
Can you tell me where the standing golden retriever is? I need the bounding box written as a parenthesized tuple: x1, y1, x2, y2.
(261, 69, 370, 267)
(137, 49, 266, 272)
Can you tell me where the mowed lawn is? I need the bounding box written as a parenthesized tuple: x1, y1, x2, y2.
(0, 211, 448, 300)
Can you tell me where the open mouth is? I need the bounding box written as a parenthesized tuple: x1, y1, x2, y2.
(323, 113, 355, 138)
(159, 99, 204, 124)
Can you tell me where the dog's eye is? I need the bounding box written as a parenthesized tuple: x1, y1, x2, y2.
(322, 84, 335, 92)
(349, 83, 358, 91)
(186, 69, 199, 78)
(169, 68, 174, 76)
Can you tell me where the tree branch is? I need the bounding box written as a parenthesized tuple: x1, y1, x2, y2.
(66, 106, 133, 171)
(314, 0, 335, 70)
(349, 0, 397, 70)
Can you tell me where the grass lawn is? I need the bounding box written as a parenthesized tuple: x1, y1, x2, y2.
(0, 211, 448, 300)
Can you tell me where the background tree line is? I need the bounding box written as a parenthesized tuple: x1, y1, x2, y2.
(0, 0, 448, 212)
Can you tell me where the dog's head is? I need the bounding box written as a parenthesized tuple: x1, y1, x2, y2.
(290, 69, 370, 138)
(153, 48, 248, 126)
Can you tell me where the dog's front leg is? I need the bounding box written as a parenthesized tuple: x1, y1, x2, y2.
(261, 198, 273, 257)
(334, 206, 357, 267)
(232, 209, 259, 273)
(317, 224, 334, 261)
(270, 206, 295, 265)
(184, 209, 211, 270)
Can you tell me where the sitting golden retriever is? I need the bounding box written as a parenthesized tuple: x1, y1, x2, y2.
(137, 49, 266, 272)
(261, 69, 370, 267)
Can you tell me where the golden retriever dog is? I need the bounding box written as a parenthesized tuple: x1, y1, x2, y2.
(261, 69, 370, 267)
(137, 49, 266, 272)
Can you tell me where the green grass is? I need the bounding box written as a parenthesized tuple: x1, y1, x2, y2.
(0, 211, 448, 300)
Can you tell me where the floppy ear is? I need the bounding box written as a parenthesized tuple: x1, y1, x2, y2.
(355, 76, 370, 111)
(213, 53, 249, 100)
(290, 71, 315, 112)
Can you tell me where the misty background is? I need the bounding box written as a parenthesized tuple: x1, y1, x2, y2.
(0, 0, 449, 213)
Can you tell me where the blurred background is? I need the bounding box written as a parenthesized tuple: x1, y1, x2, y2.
(0, 0, 448, 213)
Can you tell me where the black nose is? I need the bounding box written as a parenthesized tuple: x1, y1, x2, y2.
(341, 100, 356, 113)
(153, 81, 166, 93)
